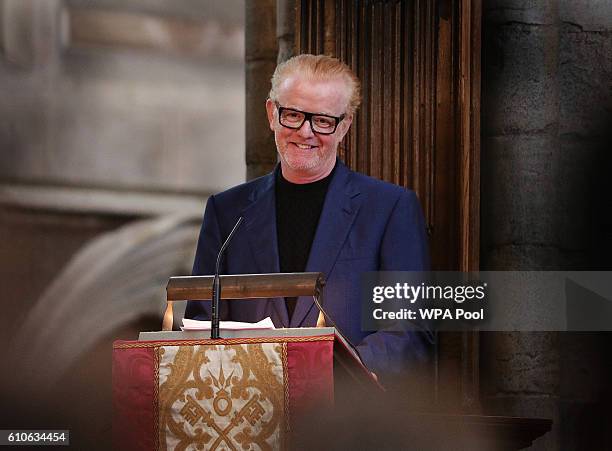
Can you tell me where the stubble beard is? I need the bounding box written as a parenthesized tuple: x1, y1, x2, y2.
(279, 148, 323, 172)
(276, 133, 331, 174)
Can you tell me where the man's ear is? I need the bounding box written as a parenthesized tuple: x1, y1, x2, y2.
(338, 113, 353, 140)
(265, 99, 276, 131)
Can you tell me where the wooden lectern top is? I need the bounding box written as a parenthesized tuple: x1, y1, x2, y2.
(162, 272, 325, 331)
(166, 272, 325, 300)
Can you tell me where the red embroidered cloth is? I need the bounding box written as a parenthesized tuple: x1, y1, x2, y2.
(112, 335, 334, 451)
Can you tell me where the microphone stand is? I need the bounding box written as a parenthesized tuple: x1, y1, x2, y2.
(211, 216, 243, 339)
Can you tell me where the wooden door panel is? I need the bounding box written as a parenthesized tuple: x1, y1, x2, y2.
(295, 0, 481, 411)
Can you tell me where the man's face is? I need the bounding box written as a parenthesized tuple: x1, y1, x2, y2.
(266, 74, 353, 183)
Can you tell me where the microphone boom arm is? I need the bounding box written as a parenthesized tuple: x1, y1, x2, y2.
(211, 216, 243, 339)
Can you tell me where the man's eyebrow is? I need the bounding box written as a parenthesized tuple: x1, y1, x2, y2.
(285, 106, 338, 116)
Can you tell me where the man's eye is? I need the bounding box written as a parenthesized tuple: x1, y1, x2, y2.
(313, 117, 334, 128)
(283, 111, 302, 121)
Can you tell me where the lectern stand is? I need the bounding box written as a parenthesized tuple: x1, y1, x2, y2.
(112, 273, 378, 451)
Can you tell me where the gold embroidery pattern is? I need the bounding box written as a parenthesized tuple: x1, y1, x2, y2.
(281, 343, 289, 451)
(158, 343, 285, 451)
(113, 335, 333, 349)
(155, 347, 161, 451)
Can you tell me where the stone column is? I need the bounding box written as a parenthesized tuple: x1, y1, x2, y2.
(245, 0, 278, 180)
(481, 0, 561, 270)
(480, 1, 561, 449)
(557, 1, 612, 448)
(1, 0, 63, 69)
(276, 0, 296, 63)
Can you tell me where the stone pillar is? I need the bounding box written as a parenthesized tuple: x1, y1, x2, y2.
(482, 0, 612, 446)
(1, 0, 63, 69)
(480, 1, 561, 449)
(557, 0, 612, 269)
(276, 0, 296, 63)
(481, 0, 561, 270)
(245, 0, 278, 180)
(557, 1, 612, 447)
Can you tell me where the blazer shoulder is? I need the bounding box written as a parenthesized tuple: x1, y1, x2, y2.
(347, 168, 418, 202)
(212, 171, 274, 207)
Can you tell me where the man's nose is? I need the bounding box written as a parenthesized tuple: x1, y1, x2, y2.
(297, 118, 315, 137)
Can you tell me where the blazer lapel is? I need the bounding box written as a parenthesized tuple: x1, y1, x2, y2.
(241, 170, 289, 327)
(290, 162, 362, 327)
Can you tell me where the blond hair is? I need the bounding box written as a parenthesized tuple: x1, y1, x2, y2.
(269, 54, 362, 116)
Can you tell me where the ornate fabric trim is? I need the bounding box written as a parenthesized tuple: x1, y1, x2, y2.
(112, 337, 335, 451)
(282, 342, 290, 449)
(158, 343, 286, 451)
(154, 347, 160, 451)
(114, 335, 333, 349)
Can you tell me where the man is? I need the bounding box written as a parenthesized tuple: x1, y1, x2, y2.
(185, 54, 432, 379)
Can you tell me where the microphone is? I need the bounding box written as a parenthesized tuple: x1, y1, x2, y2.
(211, 216, 243, 339)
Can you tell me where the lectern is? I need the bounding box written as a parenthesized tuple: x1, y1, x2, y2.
(112, 273, 378, 451)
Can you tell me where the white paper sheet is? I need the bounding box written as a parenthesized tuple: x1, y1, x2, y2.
(181, 317, 275, 331)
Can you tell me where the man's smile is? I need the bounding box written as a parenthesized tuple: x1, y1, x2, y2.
(291, 142, 318, 150)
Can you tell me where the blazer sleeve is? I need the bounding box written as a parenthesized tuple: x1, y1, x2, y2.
(184, 195, 230, 321)
(355, 190, 435, 379)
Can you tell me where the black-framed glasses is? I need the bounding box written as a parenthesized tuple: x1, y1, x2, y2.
(275, 102, 345, 135)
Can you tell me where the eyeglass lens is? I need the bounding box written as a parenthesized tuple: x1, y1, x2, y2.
(279, 109, 337, 134)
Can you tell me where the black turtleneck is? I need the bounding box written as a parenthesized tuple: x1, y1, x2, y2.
(275, 163, 336, 320)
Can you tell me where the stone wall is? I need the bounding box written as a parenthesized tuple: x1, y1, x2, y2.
(481, 0, 612, 449)
(243, 0, 296, 181)
(0, 1, 245, 449)
(1, 0, 245, 194)
(245, 0, 278, 180)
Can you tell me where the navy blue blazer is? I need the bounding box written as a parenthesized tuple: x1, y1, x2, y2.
(185, 160, 433, 376)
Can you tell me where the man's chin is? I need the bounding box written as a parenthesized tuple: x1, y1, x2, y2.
(280, 155, 321, 173)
